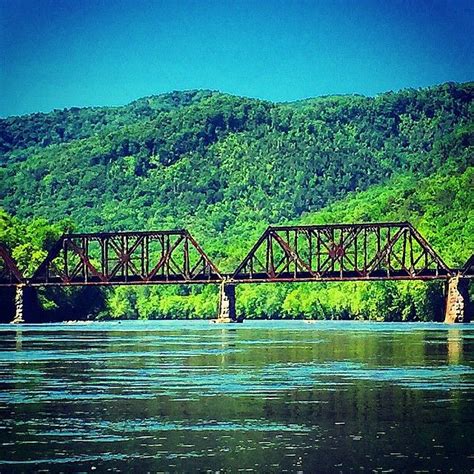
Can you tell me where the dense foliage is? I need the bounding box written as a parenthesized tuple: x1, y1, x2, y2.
(1, 82, 472, 321)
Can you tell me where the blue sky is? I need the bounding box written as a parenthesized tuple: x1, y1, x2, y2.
(1, 0, 473, 117)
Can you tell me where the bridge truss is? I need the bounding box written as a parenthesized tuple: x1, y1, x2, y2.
(0, 222, 471, 287)
(30, 230, 222, 285)
(231, 222, 454, 282)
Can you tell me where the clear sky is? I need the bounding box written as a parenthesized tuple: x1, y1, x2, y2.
(1, 0, 473, 117)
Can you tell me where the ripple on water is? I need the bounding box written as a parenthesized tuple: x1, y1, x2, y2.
(1, 321, 474, 471)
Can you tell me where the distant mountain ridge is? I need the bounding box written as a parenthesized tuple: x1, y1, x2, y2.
(2, 82, 471, 155)
(1, 81, 472, 225)
(0, 90, 217, 154)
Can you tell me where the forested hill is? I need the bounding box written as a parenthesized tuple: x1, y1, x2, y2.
(1, 82, 472, 230)
(0, 81, 473, 321)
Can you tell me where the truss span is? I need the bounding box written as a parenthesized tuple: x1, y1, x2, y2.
(231, 222, 453, 282)
(30, 230, 222, 286)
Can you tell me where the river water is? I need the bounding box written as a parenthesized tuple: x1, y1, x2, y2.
(0, 321, 473, 472)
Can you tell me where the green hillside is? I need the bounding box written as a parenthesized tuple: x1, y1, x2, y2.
(0, 82, 473, 321)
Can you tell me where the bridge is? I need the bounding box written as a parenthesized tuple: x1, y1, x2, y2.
(1, 222, 472, 323)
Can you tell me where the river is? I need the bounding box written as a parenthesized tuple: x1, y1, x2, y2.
(0, 321, 473, 472)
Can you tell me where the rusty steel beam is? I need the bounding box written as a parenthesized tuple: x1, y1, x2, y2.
(30, 230, 223, 286)
(0, 245, 24, 286)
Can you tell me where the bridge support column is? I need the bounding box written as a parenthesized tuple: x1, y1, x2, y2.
(444, 275, 472, 323)
(12, 285, 37, 324)
(215, 283, 241, 323)
(12, 285, 26, 324)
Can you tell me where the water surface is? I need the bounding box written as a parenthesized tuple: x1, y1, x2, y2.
(0, 321, 473, 472)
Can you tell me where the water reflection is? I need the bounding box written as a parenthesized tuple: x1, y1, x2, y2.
(0, 321, 473, 471)
(15, 328, 22, 352)
(447, 328, 463, 365)
(218, 328, 237, 366)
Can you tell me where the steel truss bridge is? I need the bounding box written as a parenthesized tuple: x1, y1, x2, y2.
(1, 222, 472, 287)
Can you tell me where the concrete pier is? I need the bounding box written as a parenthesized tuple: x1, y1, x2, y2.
(12, 285, 26, 324)
(215, 283, 241, 323)
(444, 275, 472, 323)
(12, 285, 38, 324)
